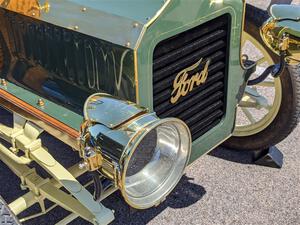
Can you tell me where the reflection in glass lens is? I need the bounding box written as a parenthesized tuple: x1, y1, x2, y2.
(125, 124, 180, 198)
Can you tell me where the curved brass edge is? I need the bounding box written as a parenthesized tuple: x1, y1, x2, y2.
(144, 0, 172, 29)
(260, 18, 300, 65)
(119, 117, 192, 209)
(133, 50, 140, 104)
(0, 89, 80, 149)
(133, 0, 172, 100)
(239, 0, 247, 70)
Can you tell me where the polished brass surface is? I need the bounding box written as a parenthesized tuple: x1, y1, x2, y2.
(84, 93, 148, 129)
(171, 58, 211, 104)
(84, 149, 103, 172)
(37, 0, 50, 13)
(0, 78, 6, 86)
(37, 99, 45, 107)
(261, 17, 300, 64)
(81, 93, 192, 209)
(0, 0, 41, 18)
(0, 0, 252, 223)
(240, 0, 247, 69)
(79, 121, 103, 171)
(0, 94, 79, 149)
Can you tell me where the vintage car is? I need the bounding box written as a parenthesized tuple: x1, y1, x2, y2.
(0, 0, 299, 224)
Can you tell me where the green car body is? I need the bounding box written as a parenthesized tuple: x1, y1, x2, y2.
(0, 0, 245, 163)
(1, 1, 300, 224)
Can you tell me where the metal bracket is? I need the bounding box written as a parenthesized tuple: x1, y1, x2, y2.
(253, 146, 284, 169)
(0, 114, 115, 224)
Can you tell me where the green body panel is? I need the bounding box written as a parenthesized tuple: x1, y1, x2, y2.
(136, 0, 245, 163)
(34, 0, 166, 48)
(271, 5, 300, 37)
(0, 0, 245, 164)
(0, 82, 82, 130)
(0, 8, 137, 109)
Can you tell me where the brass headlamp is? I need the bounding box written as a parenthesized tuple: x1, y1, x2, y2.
(79, 93, 191, 209)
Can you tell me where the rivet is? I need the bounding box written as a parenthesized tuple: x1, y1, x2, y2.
(146, 17, 151, 21)
(133, 22, 139, 28)
(81, 7, 87, 12)
(125, 42, 131, 47)
(74, 25, 79, 30)
(32, 12, 36, 16)
(0, 79, 7, 86)
(37, 98, 45, 107)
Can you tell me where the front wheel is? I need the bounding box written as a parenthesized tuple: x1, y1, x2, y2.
(224, 4, 300, 151)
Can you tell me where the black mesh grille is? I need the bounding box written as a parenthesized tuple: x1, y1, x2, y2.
(153, 14, 231, 141)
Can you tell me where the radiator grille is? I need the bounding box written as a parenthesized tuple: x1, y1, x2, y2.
(153, 15, 231, 141)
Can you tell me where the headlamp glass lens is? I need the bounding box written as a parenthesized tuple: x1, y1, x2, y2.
(125, 123, 182, 198)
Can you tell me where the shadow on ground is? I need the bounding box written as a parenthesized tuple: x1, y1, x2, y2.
(209, 147, 254, 165)
(0, 107, 259, 225)
(101, 175, 206, 225)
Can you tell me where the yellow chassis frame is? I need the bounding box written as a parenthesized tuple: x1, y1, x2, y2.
(0, 112, 115, 225)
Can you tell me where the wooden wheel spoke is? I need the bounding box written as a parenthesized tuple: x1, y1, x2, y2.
(241, 108, 256, 124)
(244, 87, 272, 110)
(256, 80, 275, 87)
(235, 31, 282, 137)
(256, 56, 266, 65)
(239, 101, 259, 108)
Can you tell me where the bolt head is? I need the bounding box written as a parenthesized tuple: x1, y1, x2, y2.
(37, 98, 45, 107)
(79, 161, 88, 169)
(125, 42, 131, 47)
(133, 22, 139, 28)
(0, 79, 7, 86)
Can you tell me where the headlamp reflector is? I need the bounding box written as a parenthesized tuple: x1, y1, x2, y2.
(122, 119, 191, 209)
(82, 94, 191, 209)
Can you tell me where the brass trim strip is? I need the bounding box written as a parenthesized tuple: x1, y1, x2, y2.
(133, 0, 172, 102)
(144, 0, 172, 28)
(133, 50, 140, 104)
(240, 0, 248, 69)
(0, 89, 79, 148)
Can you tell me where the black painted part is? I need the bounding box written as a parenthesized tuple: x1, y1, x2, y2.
(253, 146, 284, 169)
(247, 51, 287, 86)
(153, 14, 231, 141)
(90, 171, 103, 202)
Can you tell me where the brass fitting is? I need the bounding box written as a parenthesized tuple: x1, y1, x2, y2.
(80, 147, 103, 171)
(260, 18, 300, 64)
(0, 78, 7, 86)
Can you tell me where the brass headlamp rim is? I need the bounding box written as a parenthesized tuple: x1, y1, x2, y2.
(82, 93, 192, 209)
(119, 117, 192, 209)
